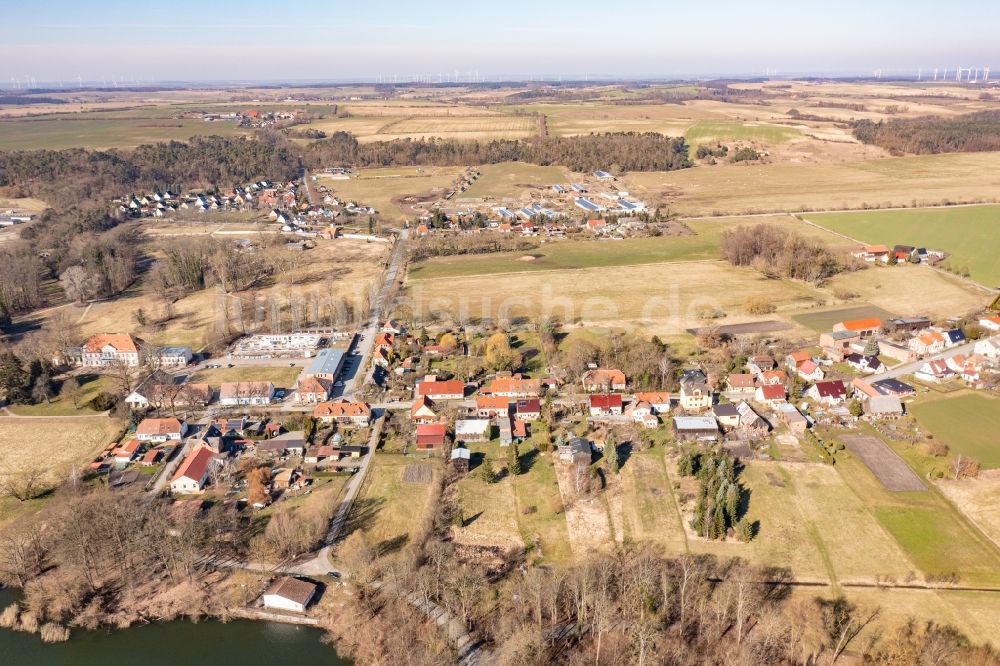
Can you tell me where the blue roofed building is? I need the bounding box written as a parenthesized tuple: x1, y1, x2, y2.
(304, 347, 346, 382)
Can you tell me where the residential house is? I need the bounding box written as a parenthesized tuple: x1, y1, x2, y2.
(481, 374, 541, 397)
(416, 423, 448, 451)
(219, 381, 275, 406)
(755, 383, 786, 407)
(974, 337, 1000, 359)
(135, 417, 187, 442)
(785, 350, 812, 370)
(796, 360, 825, 382)
(820, 330, 861, 359)
(262, 577, 317, 614)
(851, 378, 880, 400)
(712, 403, 740, 429)
(852, 244, 890, 262)
(113, 439, 142, 464)
(373, 332, 395, 355)
(256, 431, 306, 457)
(944, 328, 967, 347)
(672, 416, 719, 442)
(734, 401, 769, 437)
(410, 396, 439, 424)
(589, 393, 623, 416)
(746, 355, 776, 376)
(725, 374, 756, 394)
(513, 398, 541, 421)
(678, 378, 712, 411)
(844, 354, 886, 374)
(833, 318, 881, 338)
(979, 316, 1000, 332)
(581, 368, 627, 392)
(169, 445, 217, 494)
(806, 380, 849, 405)
(415, 378, 465, 400)
(292, 376, 331, 404)
(455, 419, 491, 443)
(312, 400, 372, 427)
(153, 346, 193, 368)
(80, 333, 142, 367)
(909, 330, 947, 356)
(915, 359, 954, 383)
(382, 320, 406, 336)
(633, 391, 671, 412)
(476, 395, 510, 418)
(757, 370, 787, 386)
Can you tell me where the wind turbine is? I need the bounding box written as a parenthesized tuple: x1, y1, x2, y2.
(984, 67, 991, 83)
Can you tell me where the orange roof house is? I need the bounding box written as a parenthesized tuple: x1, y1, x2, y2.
(410, 395, 438, 423)
(833, 318, 882, 335)
(83, 333, 141, 354)
(481, 375, 541, 397)
(313, 400, 372, 425)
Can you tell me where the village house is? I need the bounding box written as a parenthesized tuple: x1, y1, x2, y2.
(292, 376, 331, 404)
(128, 382, 212, 411)
(870, 378, 916, 398)
(581, 368, 627, 392)
(558, 437, 593, 464)
(909, 330, 947, 356)
(785, 350, 812, 371)
(746, 355, 776, 376)
(979, 316, 1000, 332)
(725, 374, 756, 394)
(806, 380, 849, 406)
(513, 398, 542, 421)
(678, 377, 712, 411)
(672, 416, 719, 442)
(864, 395, 904, 419)
(633, 391, 671, 412)
(712, 403, 740, 429)
(262, 577, 317, 614)
(481, 374, 542, 398)
(113, 439, 142, 464)
(820, 330, 862, 360)
(80, 333, 143, 367)
(169, 445, 217, 494)
(852, 244, 890, 263)
(476, 395, 510, 418)
(256, 431, 306, 458)
(754, 383, 787, 407)
(153, 346, 193, 368)
(589, 393, 623, 416)
(415, 423, 448, 451)
(796, 360, 825, 382)
(974, 337, 1000, 359)
(410, 396, 439, 423)
(455, 419, 491, 443)
(757, 369, 787, 386)
(219, 381, 275, 406)
(415, 377, 465, 400)
(777, 403, 808, 434)
(313, 400, 372, 427)
(135, 417, 187, 443)
(844, 353, 887, 374)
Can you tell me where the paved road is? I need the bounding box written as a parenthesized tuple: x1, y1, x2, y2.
(869, 340, 980, 381)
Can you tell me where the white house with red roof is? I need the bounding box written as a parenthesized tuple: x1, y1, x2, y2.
(169, 446, 217, 494)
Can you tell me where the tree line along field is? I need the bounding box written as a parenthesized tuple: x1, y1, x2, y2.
(807, 205, 1000, 287)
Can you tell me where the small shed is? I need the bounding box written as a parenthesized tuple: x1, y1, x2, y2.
(262, 577, 317, 614)
(450, 447, 471, 473)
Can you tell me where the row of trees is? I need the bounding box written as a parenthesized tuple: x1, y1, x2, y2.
(852, 111, 1000, 155)
(720, 223, 858, 285)
(306, 131, 693, 172)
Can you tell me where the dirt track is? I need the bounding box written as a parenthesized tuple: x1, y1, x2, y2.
(842, 435, 926, 491)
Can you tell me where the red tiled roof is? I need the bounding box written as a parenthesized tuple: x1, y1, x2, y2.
(757, 384, 785, 400)
(589, 394, 623, 409)
(171, 446, 215, 484)
(839, 318, 882, 331)
(416, 380, 464, 398)
(136, 418, 183, 436)
(83, 333, 140, 353)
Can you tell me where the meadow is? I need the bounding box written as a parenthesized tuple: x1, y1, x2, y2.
(0, 116, 249, 151)
(348, 455, 442, 551)
(316, 166, 465, 221)
(0, 417, 123, 485)
(6, 374, 114, 416)
(684, 120, 801, 148)
(909, 394, 1000, 468)
(791, 305, 897, 333)
(808, 205, 1000, 287)
(460, 162, 568, 199)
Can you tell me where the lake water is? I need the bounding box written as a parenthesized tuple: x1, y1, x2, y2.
(0, 589, 349, 666)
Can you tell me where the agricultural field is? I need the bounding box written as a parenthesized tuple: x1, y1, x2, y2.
(909, 394, 1000, 468)
(808, 205, 1000, 287)
(834, 443, 1000, 586)
(791, 305, 897, 332)
(937, 471, 1000, 550)
(684, 120, 802, 148)
(0, 115, 249, 151)
(316, 166, 466, 221)
(0, 416, 123, 487)
(460, 162, 568, 199)
(624, 152, 1000, 217)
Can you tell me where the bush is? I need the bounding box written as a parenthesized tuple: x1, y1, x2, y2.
(88, 392, 117, 412)
(927, 441, 949, 457)
(744, 296, 776, 315)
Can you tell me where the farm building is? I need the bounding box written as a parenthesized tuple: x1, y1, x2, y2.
(262, 577, 317, 614)
(672, 416, 719, 442)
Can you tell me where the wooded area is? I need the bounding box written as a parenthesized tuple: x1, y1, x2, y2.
(852, 111, 1000, 154)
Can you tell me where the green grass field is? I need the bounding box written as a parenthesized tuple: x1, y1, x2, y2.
(791, 305, 896, 332)
(685, 120, 801, 148)
(461, 162, 567, 199)
(909, 395, 1000, 469)
(808, 205, 1000, 287)
(0, 116, 249, 150)
(408, 215, 839, 280)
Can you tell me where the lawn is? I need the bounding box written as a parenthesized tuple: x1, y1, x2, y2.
(623, 152, 1000, 217)
(189, 365, 303, 389)
(461, 162, 567, 199)
(618, 449, 687, 551)
(511, 450, 573, 563)
(685, 120, 801, 148)
(909, 394, 1000, 468)
(453, 445, 524, 551)
(791, 305, 896, 332)
(408, 215, 840, 280)
(0, 115, 249, 151)
(808, 205, 1000, 287)
(7, 373, 114, 416)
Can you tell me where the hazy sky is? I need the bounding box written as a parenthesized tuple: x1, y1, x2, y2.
(4, 0, 998, 82)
